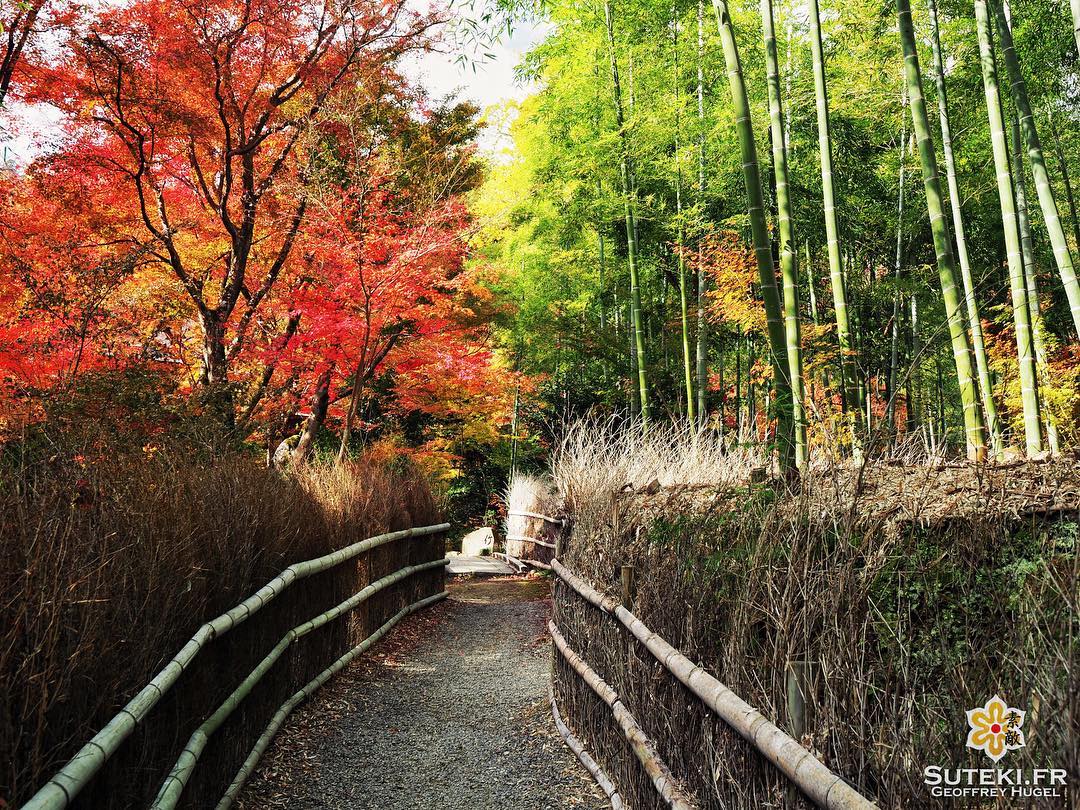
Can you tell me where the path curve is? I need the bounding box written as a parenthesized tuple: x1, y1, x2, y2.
(237, 577, 607, 810)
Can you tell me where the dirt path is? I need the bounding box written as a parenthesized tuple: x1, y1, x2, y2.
(237, 577, 607, 810)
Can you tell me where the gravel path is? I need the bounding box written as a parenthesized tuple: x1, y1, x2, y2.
(237, 577, 608, 810)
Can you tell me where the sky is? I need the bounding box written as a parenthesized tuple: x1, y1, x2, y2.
(0, 4, 549, 165)
(400, 5, 550, 154)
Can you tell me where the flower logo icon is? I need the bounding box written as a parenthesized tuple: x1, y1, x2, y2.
(966, 695, 1025, 762)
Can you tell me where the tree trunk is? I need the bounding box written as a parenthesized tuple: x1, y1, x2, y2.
(974, 0, 1042, 454)
(993, 0, 1080, 339)
(200, 310, 235, 428)
(761, 0, 807, 467)
(1045, 102, 1080, 252)
(292, 368, 332, 466)
(807, 0, 863, 455)
(929, 0, 1003, 455)
(897, 0, 987, 459)
(712, 0, 795, 468)
(1070, 0, 1080, 62)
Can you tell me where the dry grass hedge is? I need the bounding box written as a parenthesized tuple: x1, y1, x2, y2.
(551, 422, 1079, 809)
(1, 451, 441, 809)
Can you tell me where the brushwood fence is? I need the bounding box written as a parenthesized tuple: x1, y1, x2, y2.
(20, 522, 450, 810)
(550, 557, 877, 810)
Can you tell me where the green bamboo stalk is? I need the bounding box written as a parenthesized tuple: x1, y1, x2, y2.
(20, 523, 450, 810)
(1071, 0, 1080, 61)
(153, 557, 450, 809)
(897, 0, 987, 460)
(807, 0, 864, 456)
(1012, 109, 1060, 453)
(887, 109, 908, 436)
(712, 0, 795, 468)
(605, 0, 650, 423)
(761, 0, 807, 467)
(1044, 101, 1080, 252)
(216, 590, 449, 810)
(928, 0, 1003, 456)
(992, 0, 1080, 338)
(908, 295, 921, 437)
(695, 0, 709, 427)
(974, 0, 1042, 454)
(673, 7, 696, 425)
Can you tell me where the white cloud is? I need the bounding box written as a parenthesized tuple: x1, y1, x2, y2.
(400, 3, 549, 153)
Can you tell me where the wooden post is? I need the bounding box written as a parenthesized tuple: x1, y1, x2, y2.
(786, 660, 807, 806)
(621, 565, 635, 610)
(785, 660, 806, 740)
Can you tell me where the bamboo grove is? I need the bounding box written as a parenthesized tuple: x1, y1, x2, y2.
(475, 0, 1080, 466)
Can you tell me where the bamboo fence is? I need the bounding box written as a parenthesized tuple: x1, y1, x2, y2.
(550, 621, 698, 810)
(551, 558, 878, 810)
(504, 479, 560, 566)
(21, 523, 450, 810)
(508, 509, 564, 525)
(548, 685, 624, 810)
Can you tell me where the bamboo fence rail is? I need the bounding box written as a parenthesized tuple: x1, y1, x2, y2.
(21, 523, 450, 810)
(505, 533, 557, 549)
(215, 589, 449, 810)
(549, 621, 698, 810)
(552, 558, 877, 810)
(550, 684, 624, 809)
(151, 557, 450, 809)
(493, 551, 527, 572)
(507, 509, 564, 525)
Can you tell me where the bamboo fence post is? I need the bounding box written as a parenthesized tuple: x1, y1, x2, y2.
(786, 660, 808, 806)
(620, 565, 635, 610)
(21, 523, 450, 810)
(551, 559, 876, 809)
(786, 660, 807, 740)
